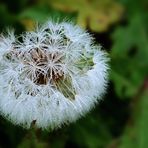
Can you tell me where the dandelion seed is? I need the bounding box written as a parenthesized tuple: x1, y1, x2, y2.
(0, 21, 109, 130)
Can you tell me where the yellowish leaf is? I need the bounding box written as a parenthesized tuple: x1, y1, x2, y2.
(50, 0, 124, 32)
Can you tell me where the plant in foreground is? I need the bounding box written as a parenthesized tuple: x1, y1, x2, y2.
(0, 21, 109, 130)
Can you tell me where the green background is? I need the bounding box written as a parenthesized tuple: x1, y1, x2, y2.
(0, 0, 148, 148)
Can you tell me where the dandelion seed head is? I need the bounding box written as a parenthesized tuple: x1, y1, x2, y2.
(0, 20, 109, 130)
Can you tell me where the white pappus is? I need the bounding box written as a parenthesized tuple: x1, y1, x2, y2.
(0, 21, 109, 130)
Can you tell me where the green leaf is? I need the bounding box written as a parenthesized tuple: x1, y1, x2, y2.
(111, 14, 148, 98)
(119, 90, 148, 148)
(69, 114, 112, 148)
(19, 4, 76, 22)
(19, 5, 52, 22)
(19, 4, 76, 30)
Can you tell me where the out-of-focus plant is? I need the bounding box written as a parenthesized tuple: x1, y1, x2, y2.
(0, 0, 148, 147)
(50, 0, 124, 32)
(111, 14, 148, 98)
(19, 0, 124, 32)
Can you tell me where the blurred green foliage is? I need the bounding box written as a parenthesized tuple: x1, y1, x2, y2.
(50, 0, 124, 32)
(0, 0, 148, 148)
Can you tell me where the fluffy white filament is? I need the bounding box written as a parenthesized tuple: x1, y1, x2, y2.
(0, 21, 109, 130)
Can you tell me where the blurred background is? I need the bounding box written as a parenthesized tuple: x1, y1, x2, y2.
(0, 0, 148, 147)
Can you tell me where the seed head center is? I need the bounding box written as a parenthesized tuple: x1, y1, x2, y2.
(6, 48, 65, 85)
(27, 49, 64, 85)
